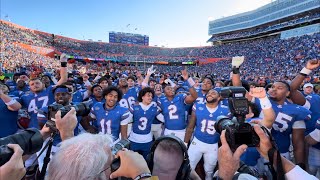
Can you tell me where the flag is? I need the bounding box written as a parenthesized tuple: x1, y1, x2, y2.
(126, 24, 130, 27)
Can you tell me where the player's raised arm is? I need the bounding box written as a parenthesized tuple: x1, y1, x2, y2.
(249, 87, 275, 128)
(56, 53, 69, 86)
(141, 65, 156, 89)
(290, 59, 320, 106)
(231, 56, 244, 87)
(182, 68, 198, 104)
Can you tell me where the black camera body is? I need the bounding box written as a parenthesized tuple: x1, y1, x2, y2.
(47, 100, 92, 131)
(215, 87, 259, 151)
(110, 139, 130, 176)
(0, 128, 43, 166)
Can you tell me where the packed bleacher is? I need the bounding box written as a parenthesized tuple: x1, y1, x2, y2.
(0, 16, 320, 180)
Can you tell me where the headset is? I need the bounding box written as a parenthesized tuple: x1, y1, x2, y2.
(147, 135, 191, 180)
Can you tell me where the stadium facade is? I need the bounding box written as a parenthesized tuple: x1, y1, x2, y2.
(208, 0, 320, 42)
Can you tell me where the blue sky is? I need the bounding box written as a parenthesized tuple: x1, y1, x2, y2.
(1, 0, 271, 47)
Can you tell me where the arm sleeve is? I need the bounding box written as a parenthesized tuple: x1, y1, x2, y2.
(292, 120, 306, 129)
(285, 166, 318, 180)
(309, 129, 320, 142)
(121, 110, 133, 125)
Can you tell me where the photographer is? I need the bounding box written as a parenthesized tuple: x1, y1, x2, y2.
(215, 125, 318, 179)
(0, 107, 76, 180)
(47, 133, 152, 180)
(0, 144, 26, 180)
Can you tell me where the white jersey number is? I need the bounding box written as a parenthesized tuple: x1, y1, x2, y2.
(200, 120, 216, 135)
(138, 117, 148, 130)
(168, 105, 179, 119)
(28, 96, 49, 113)
(273, 112, 292, 132)
(100, 119, 111, 134)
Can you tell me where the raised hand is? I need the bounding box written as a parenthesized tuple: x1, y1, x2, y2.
(181, 67, 189, 81)
(232, 56, 245, 68)
(60, 53, 69, 62)
(249, 87, 267, 99)
(147, 65, 156, 76)
(306, 59, 320, 70)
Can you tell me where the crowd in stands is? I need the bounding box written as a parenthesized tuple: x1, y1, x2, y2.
(0, 20, 319, 84)
(1, 18, 320, 180)
(209, 12, 320, 41)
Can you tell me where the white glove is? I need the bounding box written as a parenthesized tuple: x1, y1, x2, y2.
(147, 65, 156, 76)
(60, 53, 69, 62)
(232, 56, 244, 68)
(164, 78, 176, 87)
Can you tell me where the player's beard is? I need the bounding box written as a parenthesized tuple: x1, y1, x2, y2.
(206, 97, 218, 104)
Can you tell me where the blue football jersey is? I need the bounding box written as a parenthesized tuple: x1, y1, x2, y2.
(193, 103, 230, 144)
(0, 99, 19, 138)
(195, 89, 206, 104)
(20, 86, 54, 128)
(304, 94, 320, 149)
(89, 96, 106, 108)
(90, 103, 132, 140)
(130, 102, 161, 135)
(256, 100, 311, 153)
(158, 94, 188, 130)
(6, 80, 16, 92)
(72, 90, 89, 103)
(119, 87, 139, 108)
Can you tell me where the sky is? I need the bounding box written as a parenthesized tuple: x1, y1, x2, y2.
(0, 0, 272, 47)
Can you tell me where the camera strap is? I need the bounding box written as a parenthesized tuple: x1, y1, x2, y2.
(267, 148, 285, 180)
(26, 132, 57, 172)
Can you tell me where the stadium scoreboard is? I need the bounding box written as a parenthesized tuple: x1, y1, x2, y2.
(109, 32, 149, 46)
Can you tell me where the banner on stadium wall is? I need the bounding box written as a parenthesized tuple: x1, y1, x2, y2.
(14, 42, 55, 57)
(198, 58, 227, 65)
(154, 61, 169, 65)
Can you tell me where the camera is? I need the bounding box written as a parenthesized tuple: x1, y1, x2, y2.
(215, 87, 259, 151)
(0, 128, 44, 166)
(110, 139, 130, 173)
(47, 100, 92, 131)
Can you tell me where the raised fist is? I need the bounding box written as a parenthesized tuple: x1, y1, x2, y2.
(306, 59, 320, 70)
(249, 87, 266, 99)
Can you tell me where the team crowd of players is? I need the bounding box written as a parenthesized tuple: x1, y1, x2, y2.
(0, 50, 319, 179)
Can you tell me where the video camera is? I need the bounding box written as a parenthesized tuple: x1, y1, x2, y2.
(215, 87, 259, 151)
(47, 100, 92, 131)
(0, 129, 44, 166)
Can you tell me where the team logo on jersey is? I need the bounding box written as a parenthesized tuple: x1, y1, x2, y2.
(192, 142, 196, 145)
(135, 107, 139, 110)
(199, 107, 204, 111)
(95, 107, 100, 111)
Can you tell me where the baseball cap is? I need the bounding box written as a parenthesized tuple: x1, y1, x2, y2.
(303, 83, 313, 89)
